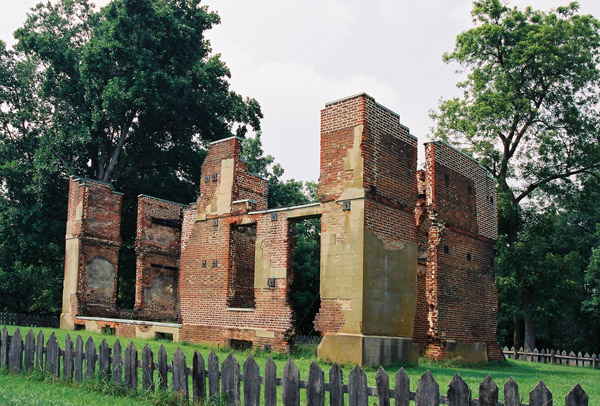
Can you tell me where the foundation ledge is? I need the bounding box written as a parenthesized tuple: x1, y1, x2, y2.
(75, 316, 182, 328)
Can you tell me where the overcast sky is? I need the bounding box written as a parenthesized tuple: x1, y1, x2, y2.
(2, 0, 600, 182)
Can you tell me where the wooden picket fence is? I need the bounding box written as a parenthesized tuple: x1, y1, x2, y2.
(0, 313, 59, 328)
(0, 327, 593, 406)
(502, 346, 599, 369)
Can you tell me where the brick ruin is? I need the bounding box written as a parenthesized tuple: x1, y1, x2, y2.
(61, 93, 502, 365)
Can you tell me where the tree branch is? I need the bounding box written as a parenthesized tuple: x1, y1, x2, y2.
(515, 164, 600, 203)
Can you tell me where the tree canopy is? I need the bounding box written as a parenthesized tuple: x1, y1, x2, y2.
(0, 0, 262, 313)
(432, 0, 600, 350)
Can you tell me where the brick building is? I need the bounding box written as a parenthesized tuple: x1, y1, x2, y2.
(61, 93, 503, 365)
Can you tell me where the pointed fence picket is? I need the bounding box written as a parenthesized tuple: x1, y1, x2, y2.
(0, 326, 596, 406)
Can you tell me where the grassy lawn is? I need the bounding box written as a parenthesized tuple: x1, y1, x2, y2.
(0, 370, 168, 406)
(3, 325, 599, 404)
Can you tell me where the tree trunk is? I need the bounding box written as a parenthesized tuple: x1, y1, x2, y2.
(523, 289, 535, 351)
(513, 314, 521, 348)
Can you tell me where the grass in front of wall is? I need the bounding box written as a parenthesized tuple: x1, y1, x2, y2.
(3, 325, 600, 404)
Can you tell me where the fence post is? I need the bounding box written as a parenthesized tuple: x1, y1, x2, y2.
(264, 357, 277, 406)
(112, 339, 122, 386)
(394, 368, 410, 406)
(329, 363, 344, 406)
(447, 373, 470, 406)
(84, 337, 96, 380)
(1, 326, 9, 369)
(208, 350, 220, 400)
(307, 361, 325, 406)
(98, 339, 111, 381)
(8, 328, 23, 373)
(243, 354, 261, 406)
(415, 371, 440, 406)
(141, 344, 154, 391)
(45, 332, 60, 377)
(504, 377, 520, 406)
(479, 375, 498, 406)
(530, 381, 552, 406)
(124, 341, 138, 390)
(565, 384, 588, 406)
(348, 364, 368, 406)
(193, 350, 206, 403)
(375, 366, 390, 406)
(282, 358, 300, 406)
(157, 345, 168, 391)
(74, 335, 84, 383)
(35, 330, 44, 371)
(24, 329, 35, 372)
(222, 353, 241, 406)
(63, 334, 74, 382)
(172, 347, 189, 402)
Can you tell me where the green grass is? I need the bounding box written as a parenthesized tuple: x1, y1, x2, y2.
(3, 325, 600, 404)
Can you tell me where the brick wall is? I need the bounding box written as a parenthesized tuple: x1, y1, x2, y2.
(65, 176, 122, 318)
(422, 142, 502, 360)
(134, 195, 186, 321)
(178, 138, 293, 351)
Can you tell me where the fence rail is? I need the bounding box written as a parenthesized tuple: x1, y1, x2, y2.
(0, 326, 594, 406)
(0, 313, 59, 328)
(502, 346, 599, 369)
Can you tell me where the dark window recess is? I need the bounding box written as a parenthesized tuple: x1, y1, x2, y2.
(490, 196, 494, 204)
(212, 173, 218, 181)
(229, 339, 252, 351)
(467, 253, 472, 261)
(101, 326, 116, 335)
(212, 260, 218, 268)
(204, 175, 210, 182)
(467, 185, 473, 194)
(267, 278, 276, 288)
(444, 245, 449, 254)
(213, 219, 218, 227)
(150, 263, 179, 271)
(444, 173, 450, 184)
(201, 260, 207, 268)
(370, 185, 377, 195)
(264, 344, 272, 352)
(343, 201, 351, 211)
(151, 217, 182, 229)
(74, 324, 85, 331)
(271, 212, 278, 221)
(155, 332, 174, 341)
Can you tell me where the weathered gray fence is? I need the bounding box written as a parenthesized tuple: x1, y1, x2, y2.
(502, 347, 599, 369)
(0, 327, 593, 406)
(0, 313, 59, 328)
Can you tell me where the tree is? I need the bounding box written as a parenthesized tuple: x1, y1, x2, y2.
(431, 0, 600, 350)
(14, 0, 262, 184)
(0, 0, 262, 313)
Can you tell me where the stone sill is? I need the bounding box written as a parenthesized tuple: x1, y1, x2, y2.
(226, 308, 255, 312)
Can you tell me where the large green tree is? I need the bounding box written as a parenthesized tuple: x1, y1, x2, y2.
(0, 0, 262, 312)
(431, 0, 600, 350)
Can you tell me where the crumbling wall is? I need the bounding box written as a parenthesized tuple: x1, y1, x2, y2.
(179, 136, 293, 351)
(134, 195, 186, 321)
(61, 176, 122, 329)
(422, 141, 501, 361)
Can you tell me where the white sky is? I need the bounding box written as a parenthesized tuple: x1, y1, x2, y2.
(2, 0, 600, 182)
